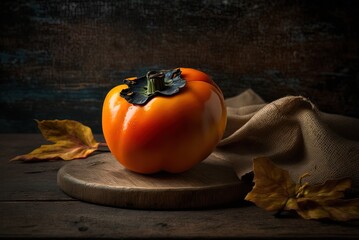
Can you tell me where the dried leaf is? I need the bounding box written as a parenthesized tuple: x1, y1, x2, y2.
(300, 178, 352, 200)
(12, 119, 100, 161)
(293, 178, 358, 221)
(245, 157, 359, 221)
(294, 198, 359, 221)
(244, 157, 296, 211)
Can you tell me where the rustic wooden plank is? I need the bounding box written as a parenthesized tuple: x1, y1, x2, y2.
(0, 160, 72, 201)
(1, 0, 359, 133)
(0, 133, 71, 200)
(0, 134, 105, 201)
(1, 134, 359, 239)
(0, 201, 358, 239)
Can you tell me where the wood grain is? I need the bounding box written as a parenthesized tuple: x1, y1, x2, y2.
(1, 0, 359, 133)
(57, 153, 251, 209)
(1, 201, 359, 239)
(0, 134, 105, 201)
(1, 134, 359, 239)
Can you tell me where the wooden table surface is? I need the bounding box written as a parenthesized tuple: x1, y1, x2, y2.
(1, 134, 359, 239)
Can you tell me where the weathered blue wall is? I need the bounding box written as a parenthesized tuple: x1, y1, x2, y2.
(1, 0, 358, 133)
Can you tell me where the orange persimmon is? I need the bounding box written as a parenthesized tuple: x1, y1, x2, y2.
(102, 68, 226, 174)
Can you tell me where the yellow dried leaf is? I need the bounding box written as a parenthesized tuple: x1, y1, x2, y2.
(245, 157, 297, 212)
(245, 157, 359, 221)
(293, 178, 359, 221)
(295, 199, 359, 221)
(300, 178, 352, 200)
(12, 119, 100, 161)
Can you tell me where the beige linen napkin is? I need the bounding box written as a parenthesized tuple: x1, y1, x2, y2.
(214, 89, 359, 189)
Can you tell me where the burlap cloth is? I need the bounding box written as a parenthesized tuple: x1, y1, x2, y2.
(214, 89, 359, 190)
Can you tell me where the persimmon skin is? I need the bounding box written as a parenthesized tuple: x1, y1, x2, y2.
(102, 68, 227, 174)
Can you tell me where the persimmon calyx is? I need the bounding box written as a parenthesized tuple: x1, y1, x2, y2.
(120, 68, 186, 105)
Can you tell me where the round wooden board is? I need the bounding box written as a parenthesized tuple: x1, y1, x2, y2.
(57, 153, 251, 209)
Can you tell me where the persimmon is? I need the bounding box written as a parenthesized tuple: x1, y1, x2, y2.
(102, 68, 226, 174)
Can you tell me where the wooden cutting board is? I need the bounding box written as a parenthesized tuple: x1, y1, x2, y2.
(57, 153, 251, 209)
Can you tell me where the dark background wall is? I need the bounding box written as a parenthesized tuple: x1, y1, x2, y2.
(1, 0, 358, 133)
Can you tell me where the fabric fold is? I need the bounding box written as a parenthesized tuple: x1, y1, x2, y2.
(214, 89, 359, 190)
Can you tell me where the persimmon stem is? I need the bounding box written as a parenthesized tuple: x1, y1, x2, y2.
(120, 68, 185, 105)
(146, 71, 166, 94)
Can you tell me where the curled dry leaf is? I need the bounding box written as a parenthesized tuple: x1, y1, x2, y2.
(12, 120, 101, 161)
(294, 198, 359, 221)
(245, 157, 359, 221)
(244, 157, 296, 212)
